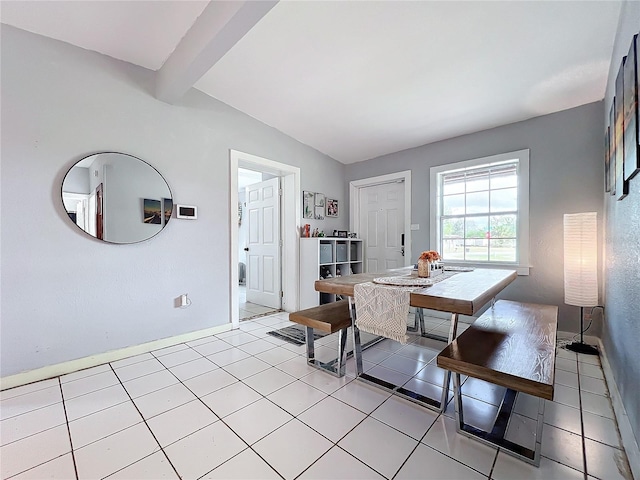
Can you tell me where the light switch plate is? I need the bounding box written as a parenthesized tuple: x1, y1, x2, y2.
(410, 224, 420, 230)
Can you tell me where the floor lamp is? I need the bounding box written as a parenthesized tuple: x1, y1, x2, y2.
(563, 212, 599, 355)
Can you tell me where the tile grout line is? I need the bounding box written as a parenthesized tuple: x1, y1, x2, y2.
(575, 354, 590, 480)
(57, 376, 80, 480)
(148, 347, 286, 480)
(107, 363, 183, 480)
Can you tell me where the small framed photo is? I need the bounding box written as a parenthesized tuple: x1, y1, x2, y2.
(337, 230, 348, 238)
(303, 191, 314, 219)
(326, 198, 339, 217)
(315, 193, 325, 207)
(143, 199, 162, 224)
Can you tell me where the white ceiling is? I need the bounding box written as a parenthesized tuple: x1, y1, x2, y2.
(0, 1, 622, 164)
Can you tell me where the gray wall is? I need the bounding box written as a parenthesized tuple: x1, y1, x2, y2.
(0, 25, 347, 377)
(601, 0, 640, 450)
(345, 101, 605, 333)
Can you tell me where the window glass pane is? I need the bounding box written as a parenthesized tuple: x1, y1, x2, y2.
(465, 216, 488, 238)
(489, 214, 516, 238)
(490, 166, 517, 189)
(443, 176, 465, 195)
(466, 171, 489, 192)
(490, 188, 517, 212)
(442, 239, 464, 260)
(443, 193, 465, 215)
(464, 240, 488, 261)
(443, 217, 464, 237)
(466, 191, 489, 214)
(490, 239, 516, 262)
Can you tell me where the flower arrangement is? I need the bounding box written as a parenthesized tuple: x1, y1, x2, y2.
(419, 250, 440, 262)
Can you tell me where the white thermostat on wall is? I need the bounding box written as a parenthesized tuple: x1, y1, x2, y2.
(175, 205, 198, 219)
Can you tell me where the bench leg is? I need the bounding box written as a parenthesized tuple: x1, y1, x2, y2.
(452, 372, 544, 466)
(350, 297, 364, 376)
(305, 326, 348, 378)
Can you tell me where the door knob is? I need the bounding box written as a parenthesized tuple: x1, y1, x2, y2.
(244, 247, 249, 251)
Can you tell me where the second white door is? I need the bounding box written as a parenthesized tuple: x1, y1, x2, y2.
(358, 181, 406, 272)
(246, 177, 281, 309)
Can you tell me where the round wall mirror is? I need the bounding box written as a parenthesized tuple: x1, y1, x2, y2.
(61, 152, 173, 244)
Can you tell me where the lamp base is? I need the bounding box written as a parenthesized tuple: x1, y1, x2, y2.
(565, 342, 599, 356)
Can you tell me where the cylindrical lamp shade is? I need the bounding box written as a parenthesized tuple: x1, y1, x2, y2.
(564, 212, 598, 307)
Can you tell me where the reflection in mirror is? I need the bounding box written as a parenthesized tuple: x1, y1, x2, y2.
(61, 152, 172, 244)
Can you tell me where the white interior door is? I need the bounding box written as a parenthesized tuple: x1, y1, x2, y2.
(246, 177, 281, 309)
(359, 181, 405, 272)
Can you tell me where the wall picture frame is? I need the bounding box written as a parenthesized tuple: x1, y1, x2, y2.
(314, 205, 325, 220)
(314, 193, 326, 207)
(143, 198, 162, 224)
(610, 102, 617, 195)
(604, 126, 611, 192)
(615, 59, 629, 200)
(326, 198, 339, 217)
(623, 34, 639, 182)
(303, 191, 314, 219)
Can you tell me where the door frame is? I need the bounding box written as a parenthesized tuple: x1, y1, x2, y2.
(349, 170, 412, 269)
(229, 150, 301, 329)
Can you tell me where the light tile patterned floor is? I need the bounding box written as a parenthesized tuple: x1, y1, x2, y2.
(239, 285, 281, 321)
(0, 312, 633, 479)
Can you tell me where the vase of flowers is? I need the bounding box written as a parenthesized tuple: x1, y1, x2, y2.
(417, 250, 440, 278)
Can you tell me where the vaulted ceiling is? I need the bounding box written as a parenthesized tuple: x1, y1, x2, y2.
(0, 1, 622, 164)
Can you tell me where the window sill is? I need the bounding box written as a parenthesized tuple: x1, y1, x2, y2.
(443, 262, 530, 276)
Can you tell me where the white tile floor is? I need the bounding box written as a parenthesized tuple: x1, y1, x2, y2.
(0, 312, 633, 479)
(239, 285, 281, 321)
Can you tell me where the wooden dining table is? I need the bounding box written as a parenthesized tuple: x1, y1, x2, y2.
(314, 267, 518, 411)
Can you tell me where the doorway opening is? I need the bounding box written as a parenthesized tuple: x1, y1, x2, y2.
(238, 170, 281, 321)
(229, 150, 301, 329)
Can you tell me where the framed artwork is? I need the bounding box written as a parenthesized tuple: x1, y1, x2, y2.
(610, 103, 617, 195)
(615, 59, 629, 201)
(143, 198, 162, 224)
(604, 127, 611, 192)
(326, 198, 339, 217)
(163, 198, 173, 225)
(303, 191, 314, 219)
(314, 205, 325, 220)
(623, 34, 639, 182)
(315, 193, 326, 207)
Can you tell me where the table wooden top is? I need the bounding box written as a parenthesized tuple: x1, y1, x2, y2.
(437, 300, 558, 400)
(315, 267, 517, 316)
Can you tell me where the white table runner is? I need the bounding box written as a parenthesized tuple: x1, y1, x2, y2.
(354, 271, 460, 344)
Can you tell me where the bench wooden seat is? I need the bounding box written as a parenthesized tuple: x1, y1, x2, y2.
(437, 299, 558, 466)
(289, 301, 352, 333)
(289, 301, 352, 377)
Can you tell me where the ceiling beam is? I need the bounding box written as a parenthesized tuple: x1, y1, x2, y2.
(155, 0, 278, 104)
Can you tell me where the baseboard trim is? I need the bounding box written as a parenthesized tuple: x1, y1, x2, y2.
(595, 337, 640, 480)
(0, 323, 233, 391)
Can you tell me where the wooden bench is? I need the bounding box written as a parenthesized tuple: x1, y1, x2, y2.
(437, 299, 558, 466)
(289, 301, 353, 377)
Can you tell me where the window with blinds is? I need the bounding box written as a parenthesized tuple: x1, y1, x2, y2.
(430, 150, 530, 273)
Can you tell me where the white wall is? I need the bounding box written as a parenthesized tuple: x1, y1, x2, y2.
(0, 25, 347, 377)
